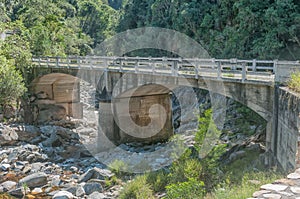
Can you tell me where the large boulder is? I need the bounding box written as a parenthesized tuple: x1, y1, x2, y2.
(19, 172, 48, 188)
(15, 125, 40, 142)
(0, 124, 18, 145)
(37, 104, 66, 123)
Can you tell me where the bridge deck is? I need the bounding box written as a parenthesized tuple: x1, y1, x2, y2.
(32, 56, 299, 84)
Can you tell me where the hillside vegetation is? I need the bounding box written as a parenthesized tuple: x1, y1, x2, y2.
(0, 0, 299, 104)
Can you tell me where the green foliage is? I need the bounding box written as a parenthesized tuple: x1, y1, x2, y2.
(168, 150, 203, 184)
(145, 170, 169, 193)
(0, 21, 32, 71)
(118, 0, 300, 59)
(119, 175, 155, 199)
(118, 106, 281, 199)
(78, 0, 119, 47)
(207, 171, 284, 199)
(108, 159, 128, 177)
(0, 55, 26, 106)
(288, 71, 300, 93)
(165, 178, 205, 199)
(195, 108, 222, 157)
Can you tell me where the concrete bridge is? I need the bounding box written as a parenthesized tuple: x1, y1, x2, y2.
(29, 56, 300, 171)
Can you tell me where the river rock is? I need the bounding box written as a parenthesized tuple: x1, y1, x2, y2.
(88, 191, 106, 199)
(19, 172, 48, 188)
(8, 186, 30, 198)
(16, 125, 40, 141)
(0, 125, 18, 145)
(37, 104, 66, 123)
(31, 187, 43, 194)
(75, 184, 86, 197)
(53, 190, 75, 199)
(83, 182, 103, 195)
(79, 167, 114, 182)
(0, 181, 17, 192)
(0, 163, 11, 171)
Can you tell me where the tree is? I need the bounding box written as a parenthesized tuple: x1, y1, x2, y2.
(0, 55, 26, 106)
(0, 21, 32, 69)
(78, 0, 119, 48)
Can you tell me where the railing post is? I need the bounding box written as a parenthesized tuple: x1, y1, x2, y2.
(104, 69, 108, 90)
(90, 56, 94, 70)
(195, 60, 199, 79)
(135, 57, 138, 73)
(217, 61, 221, 80)
(76, 56, 80, 68)
(119, 59, 123, 72)
(46, 56, 49, 68)
(56, 56, 59, 68)
(67, 56, 70, 69)
(252, 59, 257, 72)
(174, 60, 179, 77)
(274, 59, 278, 83)
(242, 62, 247, 82)
(171, 60, 175, 76)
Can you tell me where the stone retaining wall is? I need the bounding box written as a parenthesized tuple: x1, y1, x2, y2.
(275, 87, 300, 170)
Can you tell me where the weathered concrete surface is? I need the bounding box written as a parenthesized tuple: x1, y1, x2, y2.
(29, 73, 83, 121)
(29, 69, 300, 172)
(273, 87, 300, 171)
(102, 71, 274, 120)
(114, 84, 173, 143)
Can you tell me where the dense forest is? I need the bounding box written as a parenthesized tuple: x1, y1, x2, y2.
(0, 0, 300, 105)
(1, 0, 299, 60)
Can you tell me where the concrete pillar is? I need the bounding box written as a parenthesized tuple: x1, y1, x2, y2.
(97, 101, 119, 152)
(265, 85, 279, 167)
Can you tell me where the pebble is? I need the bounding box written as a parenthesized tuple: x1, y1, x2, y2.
(31, 187, 43, 194)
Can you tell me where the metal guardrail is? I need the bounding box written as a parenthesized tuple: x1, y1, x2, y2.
(31, 56, 298, 83)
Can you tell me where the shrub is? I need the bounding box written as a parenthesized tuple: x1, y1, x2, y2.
(288, 71, 300, 93)
(108, 159, 128, 177)
(119, 175, 155, 199)
(0, 56, 26, 106)
(165, 178, 205, 199)
(168, 153, 203, 184)
(145, 170, 169, 193)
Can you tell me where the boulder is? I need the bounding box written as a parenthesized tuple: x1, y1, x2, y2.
(37, 104, 66, 123)
(83, 182, 103, 195)
(16, 125, 40, 141)
(19, 172, 48, 188)
(79, 168, 114, 183)
(0, 124, 18, 145)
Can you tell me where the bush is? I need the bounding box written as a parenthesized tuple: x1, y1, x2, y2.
(0, 56, 26, 106)
(165, 178, 205, 199)
(288, 71, 300, 93)
(145, 170, 169, 193)
(119, 175, 155, 199)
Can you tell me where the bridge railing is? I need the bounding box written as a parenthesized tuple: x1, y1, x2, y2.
(32, 56, 283, 83)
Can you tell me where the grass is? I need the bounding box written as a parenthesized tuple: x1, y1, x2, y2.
(288, 71, 300, 93)
(205, 171, 283, 199)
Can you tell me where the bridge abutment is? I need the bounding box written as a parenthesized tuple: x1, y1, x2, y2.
(270, 87, 300, 171)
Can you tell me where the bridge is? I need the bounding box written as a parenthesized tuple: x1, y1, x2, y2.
(29, 56, 300, 171)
